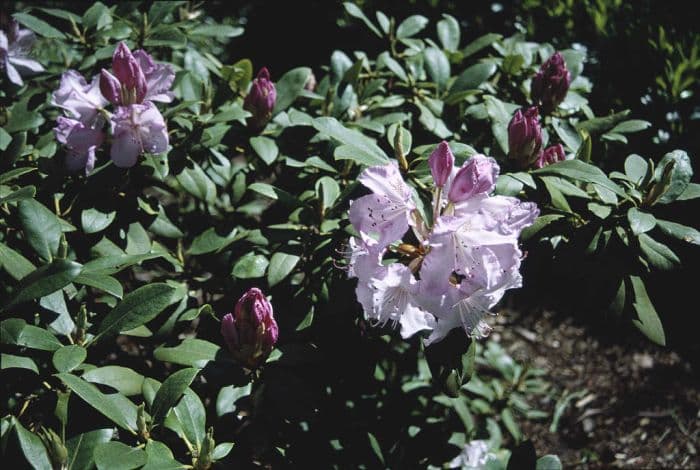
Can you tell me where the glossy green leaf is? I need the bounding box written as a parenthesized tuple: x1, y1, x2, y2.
(250, 136, 279, 165)
(13, 12, 65, 38)
(94, 442, 147, 470)
(57, 373, 136, 432)
(154, 339, 221, 368)
(343, 2, 381, 37)
(65, 429, 114, 470)
(83, 366, 145, 396)
(627, 208, 656, 235)
(655, 219, 700, 245)
(630, 276, 665, 345)
(141, 440, 185, 470)
(449, 63, 497, 94)
(437, 14, 460, 51)
(95, 283, 176, 340)
(267, 252, 300, 287)
(638, 233, 680, 270)
(396, 14, 428, 39)
(151, 368, 199, 425)
(0, 242, 35, 280)
(273, 67, 311, 114)
(4, 259, 82, 309)
(1, 318, 62, 351)
(232, 253, 268, 279)
(653, 150, 693, 204)
(52, 345, 87, 373)
(12, 417, 52, 470)
(18, 199, 63, 261)
(1, 353, 38, 374)
(81, 209, 116, 234)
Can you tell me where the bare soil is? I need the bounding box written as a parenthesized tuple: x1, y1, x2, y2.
(493, 308, 700, 469)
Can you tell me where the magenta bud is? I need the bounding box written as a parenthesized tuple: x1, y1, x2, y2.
(531, 52, 571, 114)
(111, 41, 147, 104)
(535, 144, 566, 169)
(99, 69, 121, 104)
(244, 67, 277, 130)
(508, 106, 542, 168)
(221, 287, 278, 368)
(448, 154, 499, 203)
(429, 141, 454, 188)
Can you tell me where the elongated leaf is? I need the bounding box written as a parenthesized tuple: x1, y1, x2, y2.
(638, 233, 680, 270)
(313, 117, 389, 165)
(18, 199, 63, 261)
(449, 63, 496, 94)
(4, 259, 82, 309)
(73, 274, 123, 298)
(52, 345, 87, 373)
(437, 14, 460, 51)
(154, 339, 221, 368)
(627, 208, 656, 235)
(65, 429, 113, 470)
(396, 14, 428, 39)
(343, 2, 381, 37)
(532, 159, 627, 198)
(0, 242, 35, 280)
(273, 67, 311, 114)
(12, 417, 52, 470)
(1, 353, 38, 374)
(95, 283, 176, 339)
(56, 373, 136, 432)
(1, 318, 62, 351)
(94, 442, 146, 470)
(267, 252, 300, 287)
(13, 12, 65, 38)
(83, 366, 145, 397)
(250, 136, 279, 165)
(630, 276, 665, 345)
(655, 219, 700, 245)
(151, 368, 199, 425)
(141, 440, 185, 470)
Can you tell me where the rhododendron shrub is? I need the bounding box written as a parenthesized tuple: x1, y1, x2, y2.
(1, 2, 697, 469)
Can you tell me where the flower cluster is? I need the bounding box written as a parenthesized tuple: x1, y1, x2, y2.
(507, 52, 571, 169)
(347, 142, 538, 344)
(0, 19, 44, 86)
(52, 41, 174, 173)
(221, 287, 279, 369)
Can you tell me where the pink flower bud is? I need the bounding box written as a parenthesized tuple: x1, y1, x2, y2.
(221, 287, 278, 368)
(244, 67, 277, 130)
(508, 106, 542, 168)
(448, 154, 499, 203)
(429, 141, 454, 188)
(535, 144, 566, 168)
(99, 69, 121, 104)
(111, 42, 147, 104)
(531, 52, 571, 114)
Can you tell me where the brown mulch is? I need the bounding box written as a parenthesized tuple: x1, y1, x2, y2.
(491, 308, 700, 469)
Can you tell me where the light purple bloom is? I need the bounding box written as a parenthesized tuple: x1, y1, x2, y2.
(244, 67, 276, 130)
(429, 141, 454, 188)
(531, 52, 571, 114)
(110, 102, 168, 168)
(0, 20, 44, 86)
(349, 162, 416, 252)
(535, 143, 566, 168)
(447, 154, 499, 203)
(449, 440, 491, 469)
(99, 42, 174, 106)
(221, 287, 278, 368)
(51, 70, 107, 126)
(54, 117, 104, 174)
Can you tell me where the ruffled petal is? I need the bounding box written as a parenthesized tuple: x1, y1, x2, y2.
(349, 194, 410, 250)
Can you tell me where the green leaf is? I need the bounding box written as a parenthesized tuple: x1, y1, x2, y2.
(212, 442, 234, 461)
(377, 52, 407, 82)
(82, 2, 111, 30)
(52, 345, 87, 373)
(18, 199, 63, 261)
(80, 253, 162, 276)
(449, 62, 497, 95)
(151, 368, 199, 425)
(94, 442, 147, 470)
(461, 33, 501, 58)
(653, 150, 693, 204)
(141, 440, 186, 470)
(610, 120, 651, 134)
(154, 339, 221, 368)
(4, 259, 82, 309)
(638, 233, 680, 270)
(56, 373, 136, 432)
(677, 182, 700, 201)
(188, 228, 238, 255)
(1, 353, 38, 374)
(65, 429, 114, 470)
(343, 2, 381, 37)
(437, 14, 460, 51)
(1, 319, 62, 351)
(232, 253, 268, 279)
(176, 162, 217, 202)
(424, 47, 450, 91)
(250, 136, 279, 165)
(396, 15, 428, 39)
(0, 167, 36, 185)
(81, 209, 116, 234)
(501, 408, 521, 442)
(13, 12, 65, 38)
(532, 159, 627, 198)
(216, 384, 252, 417)
(73, 274, 123, 298)
(536, 455, 563, 470)
(624, 154, 649, 185)
(630, 276, 665, 346)
(222, 58, 253, 92)
(167, 388, 206, 448)
(95, 283, 176, 340)
(273, 67, 311, 114)
(313, 117, 389, 165)
(83, 366, 145, 396)
(0, 242, 35, 280)
(12, 417, 52, 470)
(0, 185, 36, 204)
(190, 24, 243, 37)
(576, 110, 630, 134)
(367, 432, 385, 464)
(627, 208, 656, 235)
(655, 219, 700, 245)
(267, 252, 300, 287)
